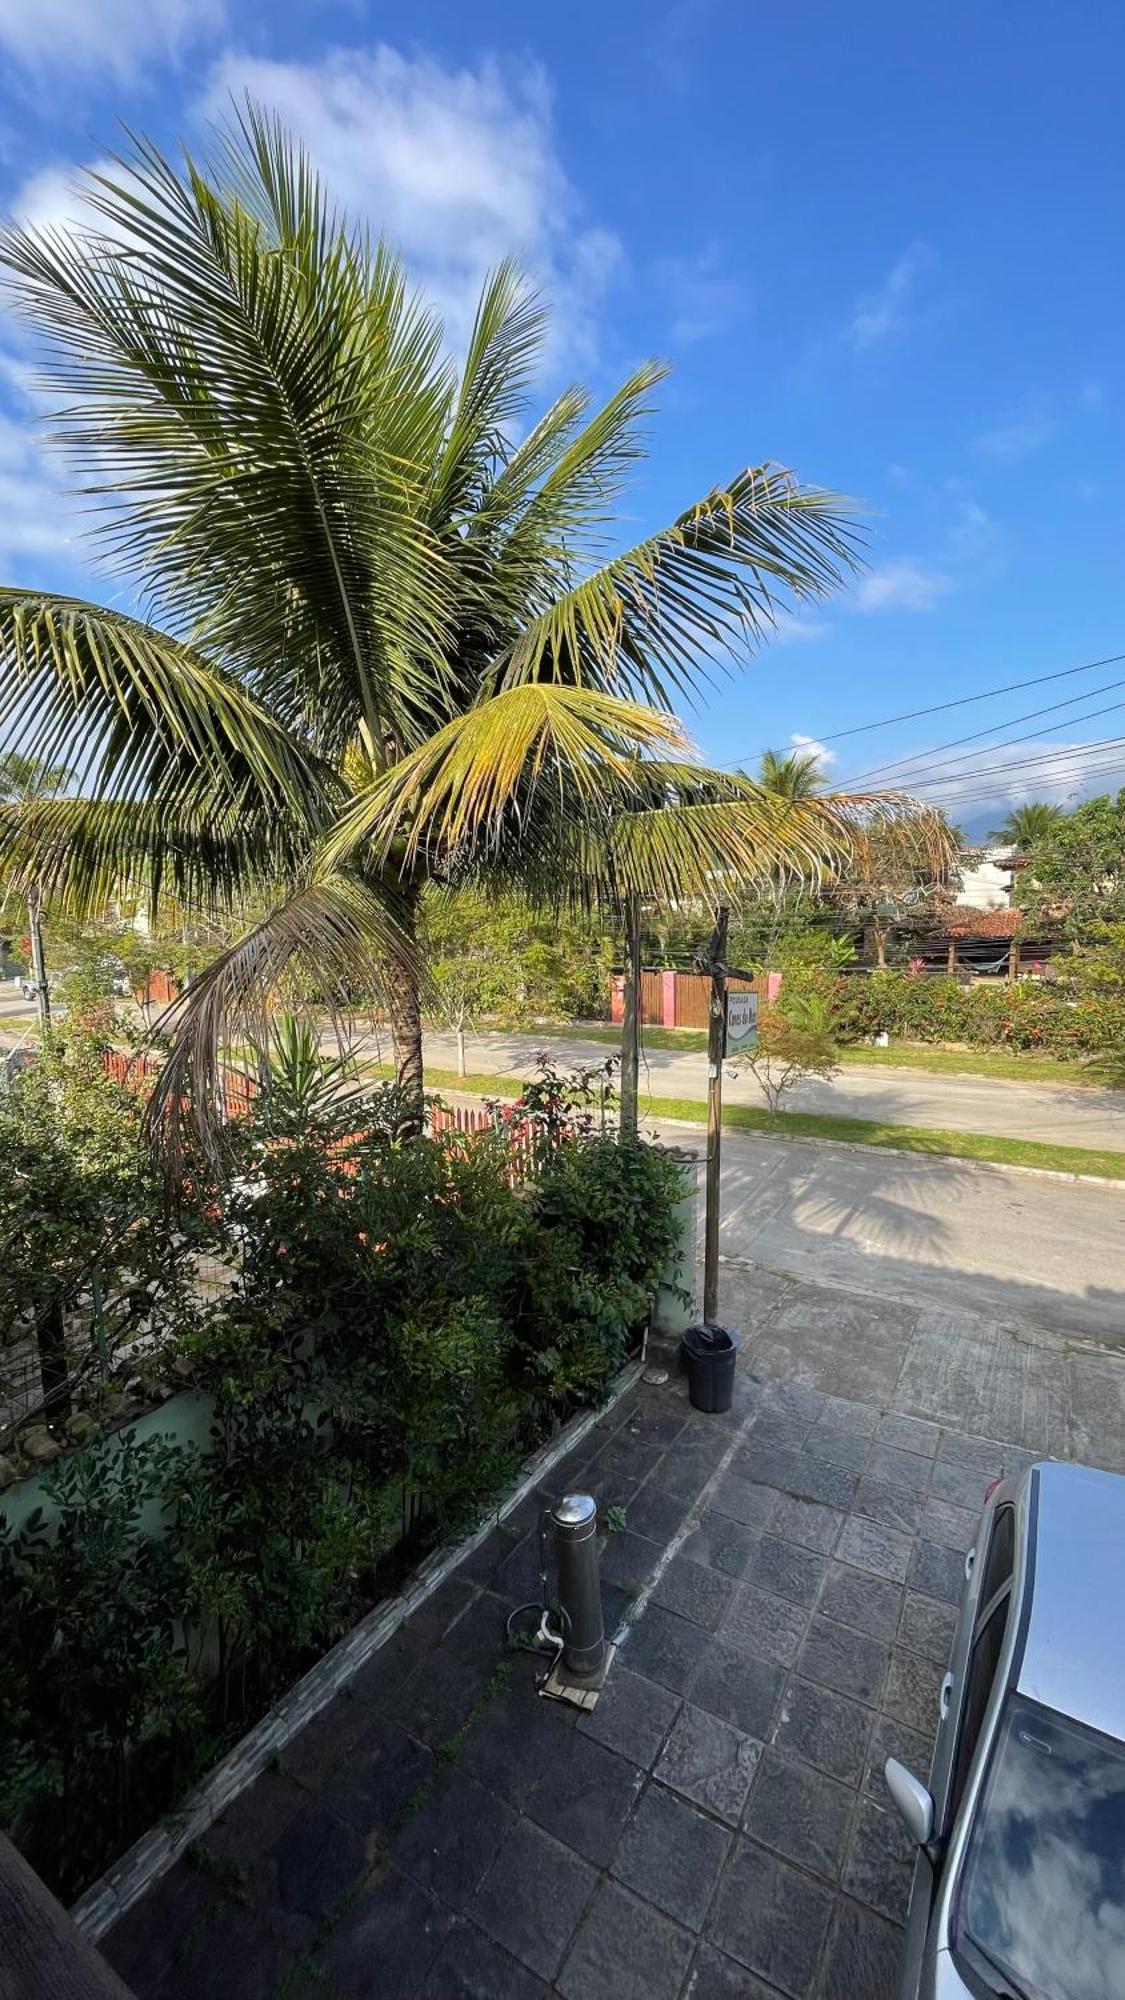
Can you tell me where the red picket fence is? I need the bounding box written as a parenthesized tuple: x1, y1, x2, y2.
(101, 1047, 257, 1123)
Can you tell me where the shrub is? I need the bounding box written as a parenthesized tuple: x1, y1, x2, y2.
(830, 968, 1125, 1059)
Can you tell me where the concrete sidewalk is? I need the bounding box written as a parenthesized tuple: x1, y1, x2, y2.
(406, 1026, 1125, 1153)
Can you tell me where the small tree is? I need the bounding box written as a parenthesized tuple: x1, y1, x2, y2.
(732, 991, 841, 1114)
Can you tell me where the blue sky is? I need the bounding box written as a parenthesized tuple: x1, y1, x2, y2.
(0, 0, 1122, 832)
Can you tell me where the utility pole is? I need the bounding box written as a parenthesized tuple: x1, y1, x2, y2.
(619, 893, 641, 1141)
(703, 905, 729, 1324)
(26, 885, 50, 1034)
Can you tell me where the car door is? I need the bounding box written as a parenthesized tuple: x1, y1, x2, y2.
(898, 1504, 1017, 1996)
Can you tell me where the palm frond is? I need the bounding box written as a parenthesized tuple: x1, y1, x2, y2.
(146, 871, 414, 1171)
(0, 591, 334, 830)
(321, 682, 689, 872)
(495, 464, 864, 710)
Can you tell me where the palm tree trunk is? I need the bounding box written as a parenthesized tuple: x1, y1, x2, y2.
(386, 882, 424, 1135)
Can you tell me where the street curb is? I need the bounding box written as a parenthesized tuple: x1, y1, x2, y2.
(647, 1114, 1125, 1193)
(70, 1361, 643, 1942)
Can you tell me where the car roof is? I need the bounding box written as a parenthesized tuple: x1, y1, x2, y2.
(1016, 1459, 1125, 1743)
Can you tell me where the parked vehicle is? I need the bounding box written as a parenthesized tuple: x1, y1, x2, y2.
(887, 1458, 1125, 1999)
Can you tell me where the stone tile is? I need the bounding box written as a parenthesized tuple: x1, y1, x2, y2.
(471, 1820, 597, 1983)
(527, 1731, 642, 1866)
(394, 1767, 515, 1908)
(709, 1839, 834, 1998)
(767, 1380, 829, 1423)
(558, 1880, 693, 2000)
(421, 1920, 549, 1998)
(748, 1413, 815, 1452)
(271, 1804, 368, 1933)
(601, 1527, 662, 1593)
(689, 1637, 785, 1738)
(623, 1603, 712, 1692)
(799, 1616, 888, 1707)
(819, 1897, 904, 2000)
(458, 1523, 523, 1588)
(280, 1691, 378, 1789)
(771, 1677, 871, 1786)
(937, 1430, 1021, 1475)
(157, 1907, 280, 2000)
(612, 1782, 731, 1930)
(843, 1798, 916, 1923)
(711, 1472, 782, 1530)
(681, 1509, 762, 1577)
(817, 1395, 882, 1437)
(654, 1702, 761, 1823)
(882, 1648, 941, 1737)
(743, 1535, 828, 1609)
(620, 1404, 689, 1449)
(626, 1482, 693, 1543)
(388, 1647, 492, 1748)
(316, 1868, 453, 1993)
(876, 1413, 940, 1458)
(683, 1944, 783, 1997)
(818, 1563, 903, 1643)
(929, 1457, 992, 1510)
(769, 1494, 844, 1555)
(653, 1553, 735, 1630)
(595, 1440, 666, 1507)
(800, 1429, 870, 1473)
(663, 1440, 728, 1501)
(330, 1717, 433, 1838)
(492, 1532, 548, 1604)
(920, 1495, 978, 1553)
(721, 1582, 809, 1667)
(202, 1767, 308, 1870)
(781, 1453, 860, 1511)
(865, 1442, 932, 1494)
(836, 1516, 912, 1585)
(100, 1859, 216, 1992)
(347, 1618, 433, 1710)
(851, 1477, 924, 1536)
(743, 1749, 853, 1881)
(458, 1681, 576, 1806)
(865, 1713, 933, 1802)
(897, 1590, 958, 1666)
(730, 1441, 806, 1491)
(602, 1579, 635, 1637)
(908, 1538, 966, 1605)
(578, 1666, 681, 1768)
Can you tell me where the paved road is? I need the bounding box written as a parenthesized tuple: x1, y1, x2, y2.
(409, 1026, 1125, 1152)
(666, 1123, 1125, 1348)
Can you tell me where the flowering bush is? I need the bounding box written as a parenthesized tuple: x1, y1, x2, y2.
(831, 970, 1125, 1057)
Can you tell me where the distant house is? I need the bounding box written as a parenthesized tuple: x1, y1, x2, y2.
(956, 845, 1015, 913)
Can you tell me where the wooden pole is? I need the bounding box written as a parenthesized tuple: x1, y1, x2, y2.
(703, 905, 729, 1325)
(0, 1831, 134, 1998)
(27, 886, 50, 1033)
(620, 894, 641, 1141)
(1008, 935, 1020, 986)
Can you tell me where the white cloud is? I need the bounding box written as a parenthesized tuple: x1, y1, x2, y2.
(8, 160, 113, 236)
(846, 241, 934, 350)
(767, 609, 831, 645)
(0, 402, 78, 565)
(856, 559, 952, 613)
(907, 738, 1125, 816)
(657, 249, 745, 344)
(948, 499, 1004, 560)
(1079, 379, 1104, 413)
(0, 0, 223, 81)
(791, 731, 836, 770)
(974, 402, 1058, 460)
(200, 46, 621, 362)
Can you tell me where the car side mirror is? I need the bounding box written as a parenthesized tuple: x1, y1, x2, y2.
(885, 1758, 934, 1846)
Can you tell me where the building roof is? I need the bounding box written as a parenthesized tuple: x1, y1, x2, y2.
(939, 907, 1022, 939)
(1017, 1460, 1125, 1744)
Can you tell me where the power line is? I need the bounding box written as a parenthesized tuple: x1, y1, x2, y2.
(848, 673, 1125, 786)
(875, 731, 1125, 798)
(861, 696, 1125, 793)
(719, 647, 1125, 768)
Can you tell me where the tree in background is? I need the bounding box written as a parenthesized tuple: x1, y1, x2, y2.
(0, 749, 71, 1030)
(423, 891, 612, 1069)
(990, 800, 1064, 850)
(756, 746, 829, 799)
(1012, 790, 1125, 928)
(731, 989, 841, 1113)
(0, 112, 932, 1156)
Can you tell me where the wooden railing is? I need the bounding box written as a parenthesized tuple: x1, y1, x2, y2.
(0, 1833, 134, 1998)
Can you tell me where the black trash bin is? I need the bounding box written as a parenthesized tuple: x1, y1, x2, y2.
(680, 1322, 740, 1413)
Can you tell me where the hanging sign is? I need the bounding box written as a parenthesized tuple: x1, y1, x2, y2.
(724, 988, 758, 1055)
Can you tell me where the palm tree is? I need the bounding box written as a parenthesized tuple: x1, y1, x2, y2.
(991, 801, 1064, 851)
(756, 746, 828, 800)
(0, 749, 72, 1029)
(0, 111, 932, 1154)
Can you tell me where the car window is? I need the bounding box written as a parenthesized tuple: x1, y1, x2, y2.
(950, 1592, 1009, 1822)
(979, 1505, 1014, 1611)
(956, 1694, 1125, 2000)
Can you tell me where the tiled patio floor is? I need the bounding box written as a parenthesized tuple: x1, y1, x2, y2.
(101, 1325, 1035, 1999)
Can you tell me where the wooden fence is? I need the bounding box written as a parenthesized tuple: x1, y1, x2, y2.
(610, 968, 777, 1030)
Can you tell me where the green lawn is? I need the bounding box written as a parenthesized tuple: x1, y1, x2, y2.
(367, 1061, 1125, 1183)
(522, 1022, 1107, 1089)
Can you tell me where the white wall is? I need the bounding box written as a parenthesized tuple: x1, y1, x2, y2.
(957, 849, 1014, 911)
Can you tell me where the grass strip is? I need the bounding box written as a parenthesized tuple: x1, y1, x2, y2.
(363, 1061, 1125, 1184)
